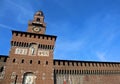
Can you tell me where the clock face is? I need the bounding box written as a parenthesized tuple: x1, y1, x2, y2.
(32, 26, 41, 32)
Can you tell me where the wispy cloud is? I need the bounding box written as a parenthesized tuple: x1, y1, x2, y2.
(0, 23, 15, 30)
(54, 38, 86, 60)
(96, 52, 107, 61)
(4, 0, 34, 24)
(56, 40, 84, 52)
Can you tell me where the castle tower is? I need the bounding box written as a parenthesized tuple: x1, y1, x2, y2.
(3, 11, 57, 84)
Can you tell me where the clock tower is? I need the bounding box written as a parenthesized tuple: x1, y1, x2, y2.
(3, 11, 57, 84)
(28, 11, 46, 34)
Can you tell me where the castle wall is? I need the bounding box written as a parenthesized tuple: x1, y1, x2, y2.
(54, 60, 120, 84)
(55, 74, 120, 84)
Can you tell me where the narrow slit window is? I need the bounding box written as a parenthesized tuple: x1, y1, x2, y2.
(0, 67, 4, 72)
(38, 61, 40, 64)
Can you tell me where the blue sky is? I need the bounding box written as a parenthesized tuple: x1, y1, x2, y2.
(0, 0, 120, 62)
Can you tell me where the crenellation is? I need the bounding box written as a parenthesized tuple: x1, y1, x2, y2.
(63, 61, 65, 66)
(88, 63, 90, 66)
(15, 32, 18, 36)
(29, 34, 32, 38)
(12, 32, 16, 36)
(25, 33, 27, 37)
(30, 34, 35, 38)
(54, 60, 120, 75)
(72, 62, 74, 66)
(20, 33, 23, 37)
(18, 33, 21, 37)
(60, 61, 63, 65)
(42, 36, 44, 39)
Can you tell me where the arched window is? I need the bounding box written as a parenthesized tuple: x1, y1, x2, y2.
(30, 60, 32, 64)
(21, 59, 24, 63)
(36, 18, 40, 22)
(22, 72, 36, 84)
(13, 59, 16, 63)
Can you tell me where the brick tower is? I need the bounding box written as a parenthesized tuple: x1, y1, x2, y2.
(2, 11, 57, 84)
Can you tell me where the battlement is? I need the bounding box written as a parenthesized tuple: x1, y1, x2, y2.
(54, 60, 120, 75)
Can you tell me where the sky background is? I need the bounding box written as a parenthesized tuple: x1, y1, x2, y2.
(0, 0, 120, 62)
